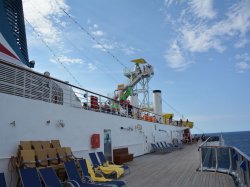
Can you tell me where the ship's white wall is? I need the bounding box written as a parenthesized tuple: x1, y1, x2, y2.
(0, 93, 184, 186)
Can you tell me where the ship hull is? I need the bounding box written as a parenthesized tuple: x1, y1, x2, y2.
(0, 92, 184, 186)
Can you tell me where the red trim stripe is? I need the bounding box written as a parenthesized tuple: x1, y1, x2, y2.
(0, 43, 19, 60)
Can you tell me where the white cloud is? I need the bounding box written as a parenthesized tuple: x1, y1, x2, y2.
(181, 26, 225, 53)
(164, 80, 175, 85)
(164, 41, 191, 71)
(93, 43, 114, 51)
(164, 0, 176, 7)
(50, 55, 84, 65)
(234, 39, 249, 48)
(188, 0, 216, 19)
(23, 0, 68, 45)
(92, 39, 139, 56)
(92, 30, 105, 37)
(235, 53, 250, 61)
(179, 0, 250, 53)
(121, 47, 136, 55)
(235, 53, 250, 73)
(88, 63, 97, 72)
(235, 62, 250, 73)
(93, 24, 99, 29)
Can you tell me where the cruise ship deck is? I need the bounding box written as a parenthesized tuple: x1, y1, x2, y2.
(123, 144, 236, 187)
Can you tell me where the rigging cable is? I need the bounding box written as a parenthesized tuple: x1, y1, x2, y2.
(56, 2, 128, 70)
(24, 18, 82, 87)
(46, 1, 191, 123)
(26, 0, 120, 85)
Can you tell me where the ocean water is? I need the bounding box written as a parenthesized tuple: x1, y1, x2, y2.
(208, 131, 250, 157)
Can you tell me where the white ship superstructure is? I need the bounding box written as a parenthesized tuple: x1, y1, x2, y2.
(0, 0, 189, 186)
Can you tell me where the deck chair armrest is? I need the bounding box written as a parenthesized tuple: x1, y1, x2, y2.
(47, 157, 57, 161)
(22, 161, 36, 164)
(103, 163, 109, 167)
(65, 180, 80, 187)
(95, 170, 105, 178)
(94, 164, 100, 168)
(21, 161, 37, 167)
(84, 176, 94, 183)
(37, 163, 47, 167)
(58, 156, 67, 162)
(71, 154, 83, 160)
(62, 181, 75, 187)
(37, 159, 48, 164)
(108, 161, 115, 164)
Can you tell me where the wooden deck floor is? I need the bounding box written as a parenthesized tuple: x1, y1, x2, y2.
(123, 144, 235, 187)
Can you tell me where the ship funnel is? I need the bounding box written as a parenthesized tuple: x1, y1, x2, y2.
(131, 93, 138, 107)
(153, 90, 162, 122)
(0, 0, 31, 67)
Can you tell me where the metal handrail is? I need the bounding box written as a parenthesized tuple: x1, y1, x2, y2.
(198, 137, 212, 148)
(0, 60, 187, 126)
(199, 142, 250, 187)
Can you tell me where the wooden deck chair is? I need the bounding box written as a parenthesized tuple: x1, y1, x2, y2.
(41, 141, 51, 149)
(19, 150, 36, 168)
(56, 148, 67, 162)
(20, 141, 32, 150)
(31, 141, 42, 150)
(51, 140, 61, 148)
(64, 147, 82, 161)
(79, 159, 126, 187)
(0, 172, 7, 187)
(47, 148, 64, 172)
(47, 148, 59, 166)
(89, 153, 124, 179)
(35, 149, 48, 168)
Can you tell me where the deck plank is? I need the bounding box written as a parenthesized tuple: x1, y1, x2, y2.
(123, 144, 235, 187)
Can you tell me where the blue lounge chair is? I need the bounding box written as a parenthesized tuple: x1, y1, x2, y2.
(19, 168, 42, 187)
(78, 159, 126, 187)
(0, 173, 7, 187)
(167, 142, 178, 150)
(64, 160, 109, 187)
(39, 167, 78, 187)
(173, 139, 184, 149)
(160, 142, 173, 152)
(164, 142, 178, 151)
(156, 142, 171, 153)
(151, 143, 163, 153)
(88, 153, 103, 168)
(97, 152, 130, 173)
(89, 153, 123, 179)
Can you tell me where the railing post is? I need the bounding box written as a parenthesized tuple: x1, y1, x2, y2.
(99, 96, 101, 112)
(86, 92, 89, 109)
(215, 148, 218, 171)
(126, 104, 128, 117)
(245, 159, 250, 187)
(49, 79, 52, 103)
(200, 147, 203, 172)
(229, 148, 232, 174)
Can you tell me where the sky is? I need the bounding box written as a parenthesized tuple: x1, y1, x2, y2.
(22, 0, 250, 134)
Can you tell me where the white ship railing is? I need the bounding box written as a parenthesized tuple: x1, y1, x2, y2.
(199, 137, 250, 187)
(0, 60, 184, 126)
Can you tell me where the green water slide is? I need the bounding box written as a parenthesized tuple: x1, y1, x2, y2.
(119, 87, 132, 101)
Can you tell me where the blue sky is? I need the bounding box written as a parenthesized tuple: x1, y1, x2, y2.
(22, 0, 250, 134)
